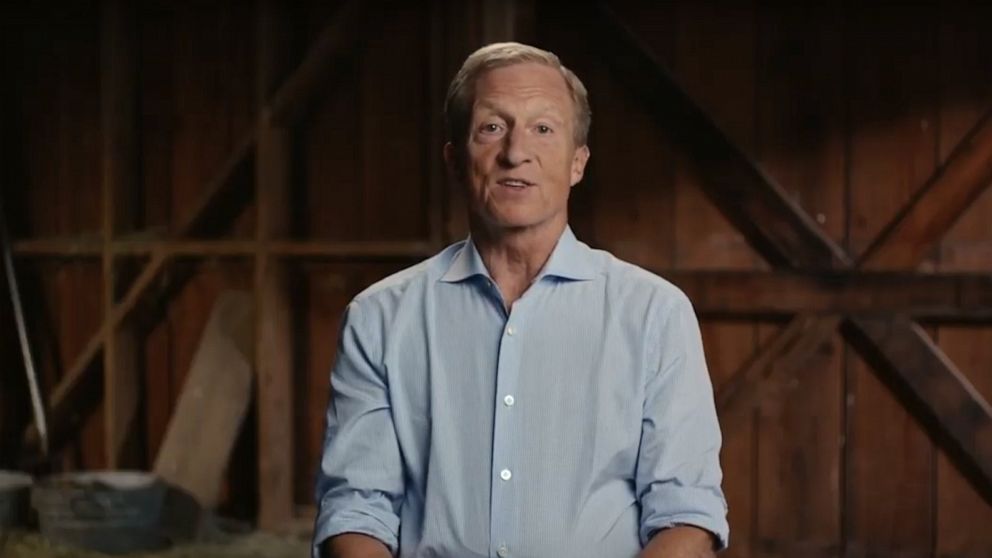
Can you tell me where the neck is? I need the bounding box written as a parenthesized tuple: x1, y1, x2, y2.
(471, 217, 566, 309)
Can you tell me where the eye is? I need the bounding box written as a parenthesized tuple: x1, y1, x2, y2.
(536, 124, 553, 135)
(480, 122, 503, 134)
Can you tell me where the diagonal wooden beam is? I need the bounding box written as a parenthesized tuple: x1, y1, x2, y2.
(26, 251, 170, 451)
(587, 2, 992, 498)
(587, 3, 850, 270)
(715, 314, 841, 412)
(265, 0, 377, 126)
(24, 0, 374, 456)
(735, 110, 992, 411)
(24, 134, 254, 453)
(844, 316, 992, 500)
(860, 108, 992, 269)
(720, 109, 992, 413)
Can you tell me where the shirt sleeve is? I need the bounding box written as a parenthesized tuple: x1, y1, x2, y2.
(636, 294, 730, 550)
(312, 301, 404, 557)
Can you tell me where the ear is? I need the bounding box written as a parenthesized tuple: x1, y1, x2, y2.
(569, 145, 591, 187)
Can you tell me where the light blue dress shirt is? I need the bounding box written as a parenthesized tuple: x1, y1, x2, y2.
(313, 227, 728, 558)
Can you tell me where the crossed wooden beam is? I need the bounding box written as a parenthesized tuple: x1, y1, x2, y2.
(589, 4, 992, 500)
(22, 0, 378, 454)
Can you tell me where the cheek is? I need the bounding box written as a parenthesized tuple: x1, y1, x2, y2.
(468, 151, 497, 180)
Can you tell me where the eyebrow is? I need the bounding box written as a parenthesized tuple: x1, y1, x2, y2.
(474, 101, 567, 124)
(475, 102, 513, 121)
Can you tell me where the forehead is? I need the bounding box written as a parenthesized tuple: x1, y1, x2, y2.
(473, 62, 573, 112)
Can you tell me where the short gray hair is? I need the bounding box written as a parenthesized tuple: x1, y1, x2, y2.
(444, 42, 592, 148)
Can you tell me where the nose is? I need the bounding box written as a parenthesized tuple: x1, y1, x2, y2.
(497, 126, 530, 167)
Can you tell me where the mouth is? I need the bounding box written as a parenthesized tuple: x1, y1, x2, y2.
(496, 177, 535, 189)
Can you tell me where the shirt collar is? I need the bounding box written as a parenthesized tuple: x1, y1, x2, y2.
(440, 226, 598, 283)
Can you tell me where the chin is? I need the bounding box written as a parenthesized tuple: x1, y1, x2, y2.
(484, 213, 558, 233)
(474, 203, 565, 233)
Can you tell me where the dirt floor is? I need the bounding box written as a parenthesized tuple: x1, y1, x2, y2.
(0, 530, 311, 558)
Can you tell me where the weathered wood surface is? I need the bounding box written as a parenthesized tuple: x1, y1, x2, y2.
(154, 291, 254, 509)
(844, 6, 941, 555)
(21, 0, 375, 458)
(100, 0, 141, 469)
(589, 2, 850, 271)
(255, 0, 295, 529)
(934, 3, 992, 553)
(5, 2, 992, 549)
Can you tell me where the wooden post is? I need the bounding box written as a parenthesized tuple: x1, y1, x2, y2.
(255, 0, 295, 530)
(100, 0, 140, 468)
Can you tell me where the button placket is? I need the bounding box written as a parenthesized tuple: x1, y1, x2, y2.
(489, 303, 526, 558)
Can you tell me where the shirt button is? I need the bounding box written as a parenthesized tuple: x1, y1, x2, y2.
(503, 395, 515, 407)
(499, 468, 512, 481)
(497, 545, 509, 557)
(506, 325, 515, 336)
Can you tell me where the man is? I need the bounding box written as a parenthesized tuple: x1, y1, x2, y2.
(313, 42, 728, 558)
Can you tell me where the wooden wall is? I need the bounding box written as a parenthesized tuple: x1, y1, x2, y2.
(2, 1, 991, 555)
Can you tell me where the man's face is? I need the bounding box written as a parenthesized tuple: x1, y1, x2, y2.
(446, 63, 590, 234)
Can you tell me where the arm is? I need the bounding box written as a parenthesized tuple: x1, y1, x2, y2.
(312, 301, 404, 558)
(639, 525, 717, 558)
(635, 294, 729, 551)
(321, 533, 392, 558)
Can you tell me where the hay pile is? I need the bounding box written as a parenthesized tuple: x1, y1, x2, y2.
(0, 530, 310, 558)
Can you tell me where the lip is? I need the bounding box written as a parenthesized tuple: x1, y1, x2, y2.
(496, 177, 536, 188)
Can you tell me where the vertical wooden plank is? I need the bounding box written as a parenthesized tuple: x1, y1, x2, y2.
(256, 0, 295, 529)
(360, 5, 429, 242)
(671, 4, 761, 271)
(303, 71, 363, 241)
(752, 4, 845, 556)
(101, 0, 141, 469)
(935, 2, 992, 556)
(302, 266, 349, 506)
(51, 2, 105, 469)
(669, 4, 758, 557)
(845, 3, 939, 557)
(544, 0, 678, 271)
(300, 0, 362, 243)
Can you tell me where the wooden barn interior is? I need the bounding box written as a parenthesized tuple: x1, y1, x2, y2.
(1, 0, 991, 556)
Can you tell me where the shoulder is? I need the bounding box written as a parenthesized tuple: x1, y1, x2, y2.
(589, 247, 693, 313)
(349, 240, 466, 314)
